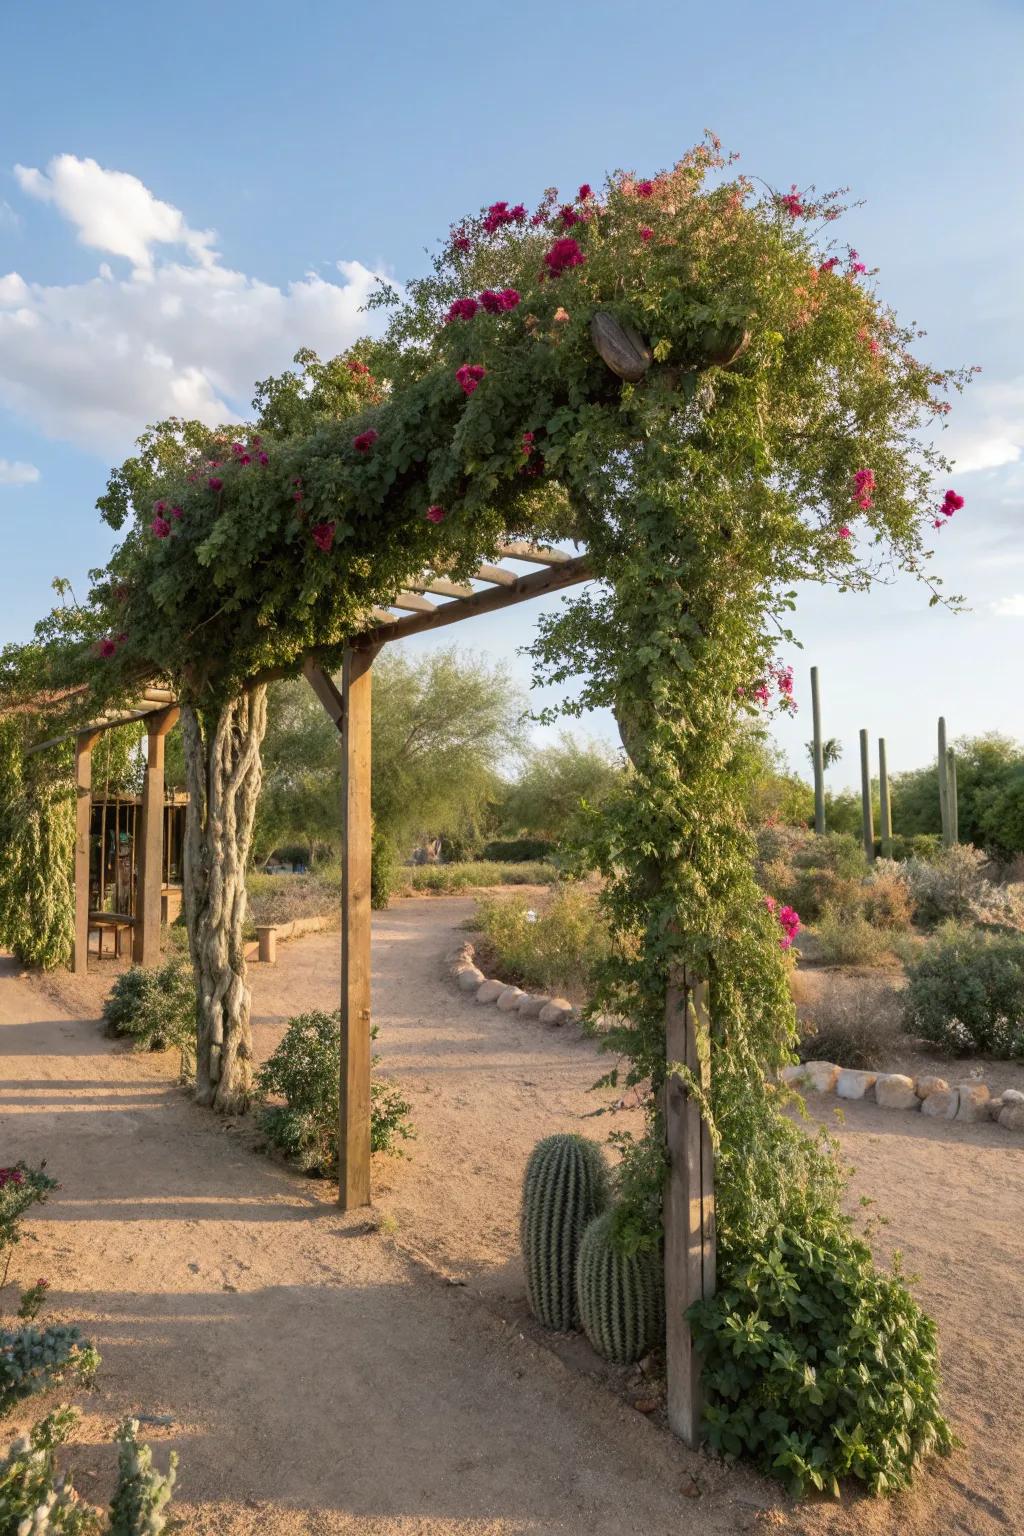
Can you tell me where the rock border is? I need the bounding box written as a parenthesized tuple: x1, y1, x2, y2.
(446, 942, 577, 1028)
(780, 1060, 1024, 1133)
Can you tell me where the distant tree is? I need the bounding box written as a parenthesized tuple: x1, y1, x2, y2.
(805, 736, 842, 769)
(498, 734, 623, 842)
(734, 730, 814, 827)
(891, 733, 1024, 854)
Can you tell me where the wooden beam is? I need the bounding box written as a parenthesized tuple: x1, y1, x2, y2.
(133, 707, 179, 966)
(404, 576, 476, 599)
(355, 554, 592, 649)
(73, 731, 101, 974)
(664, 968, 715, 1448)
(495, 541, 572, 565)
(391, 591, 438, 614)
(472, 562, 519, 588)
(339, 645, 375, 1210)
(303, 657, 345, 728)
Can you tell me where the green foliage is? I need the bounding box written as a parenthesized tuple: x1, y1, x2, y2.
(892, 733, 1024, 856)
(18, 1279, 51, 1322)
(479, 837, 556, 863)
(497, 735, 622, 844)
(815, 907, 895, 967)
(903, 923, 1024, 1056)
(0, 723, 75, 970)
(255, 1009, 413, 1174)
(690, 1212, 953, 1496)
(0, 1161, 58, 1285)
(405, 860, 557, 893)
(902, 844, 989, 925)
(370, 828, 399, 910)
(0, 1325, 100, 1416)
(576, 1209, 664, 1364)
(520, 1134, 609, 1332)
(0, 1409, 178, 1535)
(474, 885, 609, 995)
(103, 958, 196, 1071)
(734, 730, 815, 828)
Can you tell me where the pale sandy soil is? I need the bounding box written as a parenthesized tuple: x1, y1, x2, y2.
(2, 898, 1022, 1535)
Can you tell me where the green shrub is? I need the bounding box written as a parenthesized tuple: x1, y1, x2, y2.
(0, 1325, 100, 1416)
(256, 1009, 413, 1174)
(815, 907, 894, 967)
(0, 1162, 58, 1288)
(480, 838, 557, 863)
(689, 1211, 953, 1496)
(902, 844, 990, 925)
(102, 958, 195, 1071)
(370, 829, 399, 910)
(474, 884, 610, 996)
(0, 1408, 178, 1535)
(406, 860, 558, 893)
(903, 923, 1024, 1056)
(0, 724, 76, 971)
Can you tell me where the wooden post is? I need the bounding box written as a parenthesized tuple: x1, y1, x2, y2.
(256, 925, 278, 964)
(73, 732, 100, 974)
(938, 717, 950, 847)
(810, 666, 826, 835)
(947, 749, 959, 845)
(878, 737, 893, 858)
(664, 967, 715, 1448)
(859, 728, 875, 862)
(133, 708, 178, 966)
(339, 646, 375, 1210)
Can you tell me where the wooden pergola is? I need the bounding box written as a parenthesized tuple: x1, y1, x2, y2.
(28, 537, 713, 1445)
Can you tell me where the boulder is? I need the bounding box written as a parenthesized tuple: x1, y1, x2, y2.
(456, 966, 485, 993)
(875, 1074, 919, 1111)
(475, 979, 507, 1004)
(540, 997, 574, 1027)
(956, 1083, 991, 1123)
(914, 1075, 949, 1099)
(496, 986, 526, 1012)
(1002, 1088, 1024, 1106)
(988, 1097, 1005, 1121)
(516, 994, 549, 1018)
(780, 1064, 807, 1086)
(801, 1061, 840, 1094)
(998, 1103, 1024, 1132)
(836, 1069, 877, 1101)
(921, 1089, 959, 1120)
(446, 944, 474, 965)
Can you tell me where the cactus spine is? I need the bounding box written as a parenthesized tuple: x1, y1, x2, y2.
(576, 1209, 664, 1365)
(521, 1134, 609, 1331)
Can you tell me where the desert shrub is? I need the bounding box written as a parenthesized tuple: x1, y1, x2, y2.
(102, 958, 195, 1070)
(0, 1162, 58, 1287)
(797, 986, 898, 1070)
(256, 1009, 413, 1174)
(475, 885, 610, 996)
(247, 866, 341, 927)
(405, 860, 557, 893)
(0, 1408, 177, 1535)
(815, 907, 894, 967)
(888, 833, 941, 863)
(370, 829, 398, 910)
(861, 864, 915, 931)
(480, 837, 557, 863)
(690, 1208, 952, 1496)
(902, 844, 989, 925)
(0, 1325, 100, 1416)
(903, 924, 1024, 1056)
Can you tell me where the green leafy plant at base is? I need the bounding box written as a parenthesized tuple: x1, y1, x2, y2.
(0, 722, 75, 971)
(0, 1408, 178, 1534)
(903, 922, 1024, 1056)
(689, 1207, 953, 1496)
(0, 1325, 100, 1416)
(256, 1009, 413, 1174)
(520, 1134, 609, 1332)
(576, 1208, 664, 1364)
(815, 907, 895, 968)
(1, 1161, 59, 1288)
(371, 827, 399, 909)
(475, 885, 609, 997)
(102, 958, 197, 1074)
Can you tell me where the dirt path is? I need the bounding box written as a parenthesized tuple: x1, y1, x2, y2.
(2, 897, 1022, 1535)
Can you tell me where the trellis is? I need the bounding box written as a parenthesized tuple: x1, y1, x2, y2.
(27, 539, 714, 1446)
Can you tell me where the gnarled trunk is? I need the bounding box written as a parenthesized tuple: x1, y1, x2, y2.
(182, 687, 268, 1111)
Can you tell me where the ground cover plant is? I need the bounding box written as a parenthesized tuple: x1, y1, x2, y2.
(475, 884, 609, 997)
(0, 1162, 58, 1289)
(102, 957, 196, 1074)
(0, 1324, 100, 1416)
(256, 1009, 413, 1174)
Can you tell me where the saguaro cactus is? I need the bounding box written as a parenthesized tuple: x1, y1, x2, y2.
(576, 1209, 665, 1364)
(520, 1133, 609, 1331)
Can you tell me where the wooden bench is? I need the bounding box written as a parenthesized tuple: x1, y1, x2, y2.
(88, 912, 135, 959)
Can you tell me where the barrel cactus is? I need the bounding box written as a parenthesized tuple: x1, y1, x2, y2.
(521, 1133, 609, 1331)
(576, 1209, 664, 1364)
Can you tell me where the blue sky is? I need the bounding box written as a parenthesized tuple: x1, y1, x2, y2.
(1, 0, 1022, 790)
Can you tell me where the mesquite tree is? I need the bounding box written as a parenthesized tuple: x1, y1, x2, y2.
(13, 138, 971, 1489)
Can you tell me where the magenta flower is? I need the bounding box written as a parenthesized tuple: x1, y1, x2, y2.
(544, 237, 585, 277)
(560, 205, 581, 227)
(530, 211, 546, 226)
(170, 505, 183, 519)
(455, 363, 487, 396)
(153, 500, 167, 514)
(499, 287, 520, 310)
(639, 226, 653, 242)
(522, 430, 535, 457)
(819, 256, 840, 273)
(479, 289, 503, 313)
(483, 200, 525, 235)
(151, 515, 171, 539)
(853, 468, 876, 510)
(578, 183, 592, 201)
(635, 180, 654, 197)
(257, 452, 269, 466)
(347, 359, 370, 375)
(941, 489, 964, 517)
(98, 638, 117, 659)
(311, 521, 336, 552)
(781, 185, 804, 218)
(426, 505, 445, 524)
(509, 203, 527, 222)
(353, 429, 379, 453)
(208, 477, 223, 492)
(445, 297, 479, 323)
(838, 525, 851, 539)
(453, 234, 471, 253)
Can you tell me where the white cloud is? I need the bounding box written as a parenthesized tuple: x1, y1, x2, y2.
(0, 156, 389, 456)
(991, 594, 1024, 617)
(940, 378, 1024, 475)
(0, 458, 40, 485)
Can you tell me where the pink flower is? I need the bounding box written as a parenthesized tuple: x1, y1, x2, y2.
(452, 233, 471, 254)
(151, 515, 171, 539)
(853, 468, 876, 510)
(353, 429, 379, 453)
(635, 180, 654, 198)
(932, 518, 944, 529)
(509, 203, 527, 222)
(257, 452, 269, 466)
(482, 201, 526, 235)
(455, 363, 487, 396)
(639, 226, 653, 242)
(347, 359, 370, 376)
(941, 489, 964, 517)
(560, 204, 581, 227)
(838, 525, 851, 538)
(781, 185, 804, 218)
(850, 261, 867, 275)
(543, 237, 585, 277)
(98, 638, 117, 659)
(446, 297, 479, 323)
(753, 683, 771, 705)
(170, 505, 183, 519)
(530, 211, 546, 227)
(819, 256, 840, 273)
(426, 505, 445, 524)
(293, 491, 303, 504)
(479, 289, 503, 313)
(578, 183, 592, 201)
(522, 431, 535, 457)
(499, 287, 520, 310)
(776, 665, 794, 697)
(311, 522, 336, 552)
(208, 477, 223, 492)
(153, 500, 167, 514)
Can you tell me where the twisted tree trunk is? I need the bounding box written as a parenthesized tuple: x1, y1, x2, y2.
(181, 687, 268, 1111)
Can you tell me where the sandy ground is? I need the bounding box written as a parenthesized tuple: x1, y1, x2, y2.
(2, 897, 1022, 1535)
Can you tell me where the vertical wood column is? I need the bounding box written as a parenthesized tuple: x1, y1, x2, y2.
(878, 737, 893, 858)
(73, 732, 99, 974)
(938, 717, 950, 846)
(810, 666, 826, 836)
(859, 728, 875, 862)
(134, 708, 179, 966)
(664, 968, 715, 1447)
(340, 646, 375, 1210)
